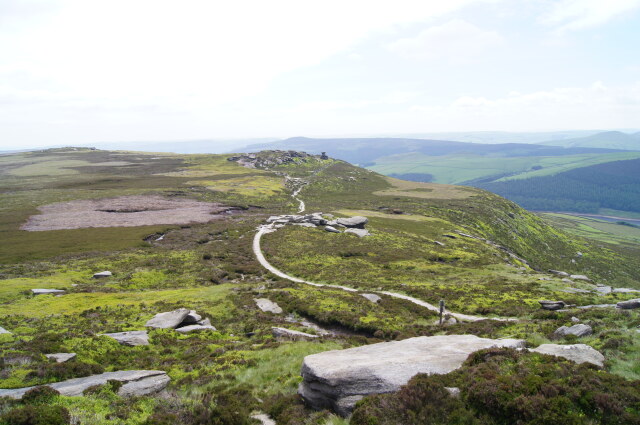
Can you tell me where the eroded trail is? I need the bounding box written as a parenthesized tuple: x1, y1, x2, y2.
(253, 177, 513, 322)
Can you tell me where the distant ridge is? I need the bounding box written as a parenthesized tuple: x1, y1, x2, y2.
(538, 131, 640, 151)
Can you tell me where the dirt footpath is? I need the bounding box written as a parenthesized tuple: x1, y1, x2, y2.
(22, 195, 239, 231)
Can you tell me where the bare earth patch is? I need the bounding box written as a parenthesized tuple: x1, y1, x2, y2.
(22, 196, 239, 231)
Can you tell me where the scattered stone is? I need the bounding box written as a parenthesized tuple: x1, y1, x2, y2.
(530, 344, 604, 367)
(335, 216, 368, 229)
(272, 327, 319, 340)
(45, 353, 77, 363)
(298, 334, 525, 416)
(254, 298, 283, 314)
(251, 413, 276, 425)
(101, 330, 149, 346)
(145, 308, 191, 329)
(180, 310, 202, 326)
(324, 226, 341, 233)
(0, 326, 11, 334)
(361, 293, 381, 303)
(576, 304, 617, 310)
(442, 234, 457, 239)
(570, 275, 591, 281)
(93, 271, 112, 278)
(445, 387, 461, 398)
(175, 324, 217, 333)
(571, 317, 580, 323)
(538, 277, 551, 281)
(293, 222, 316, 227)
(554, 324, 593, 338)
(595, 286, 612, 294)
(538, 300, 566, 311)
(31, 288, 65, 295)
(434, 241, 445, 247)
(612, 288, 640, 293)
(344, 228, 370, 237)
(0, 370, 169, 399)
(549, 270, 569, 277)
(616, 299, 640, 309)
(561, 278, 574, 283)
(562, 287, 591, 294)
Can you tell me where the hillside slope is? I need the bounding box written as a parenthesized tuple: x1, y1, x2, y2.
(538, 130, 640, 150)
(0, 148, 639, 424)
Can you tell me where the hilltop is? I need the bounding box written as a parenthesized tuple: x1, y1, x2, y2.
(0, 148, 639, 424)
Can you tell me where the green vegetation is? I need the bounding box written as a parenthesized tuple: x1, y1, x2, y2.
(1, 148, 639, 424)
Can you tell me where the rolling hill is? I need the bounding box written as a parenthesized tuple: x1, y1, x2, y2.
(538, 130, 640, 150)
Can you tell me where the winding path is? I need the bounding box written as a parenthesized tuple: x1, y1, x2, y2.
(253, 176, 512, 322)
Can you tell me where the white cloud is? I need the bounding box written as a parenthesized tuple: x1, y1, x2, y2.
(541, 0, 640, 31)
(409, 82, 640, 130)
(386, 19, 503, 63)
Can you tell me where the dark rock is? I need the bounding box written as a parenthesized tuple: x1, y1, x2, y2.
(538, 300, 566, 310)
(616, 299, 640, 309)
(554, 324, 593, 338)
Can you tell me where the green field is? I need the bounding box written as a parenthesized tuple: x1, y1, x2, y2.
(539, 213, 640, 246)
(367, 151, 640, 184)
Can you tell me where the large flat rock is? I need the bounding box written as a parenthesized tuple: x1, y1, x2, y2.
(299, 334, 525, 416)
(101, 330, 149, 346)
(530, 344, 604, 367)
(0, 370, 169, 399)
(145, 308, 191, 329)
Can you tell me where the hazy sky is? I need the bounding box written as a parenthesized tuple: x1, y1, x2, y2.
(2, 0, 640, 149)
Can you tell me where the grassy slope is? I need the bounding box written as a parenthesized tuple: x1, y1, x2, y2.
(1, 149, 639, 424)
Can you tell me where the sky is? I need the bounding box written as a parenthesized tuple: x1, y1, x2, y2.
(1, 0, 640, 150)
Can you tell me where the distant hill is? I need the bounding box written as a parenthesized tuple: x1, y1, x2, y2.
(538, 131, 640, 151)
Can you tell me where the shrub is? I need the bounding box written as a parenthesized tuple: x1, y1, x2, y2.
(21, 386, 60, 405)
(0, 405, 70, 425)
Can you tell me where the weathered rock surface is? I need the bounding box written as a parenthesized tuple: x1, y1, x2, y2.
(93, 271, 112, 278)
(180, 310, 202, 325)
(0, 370, 169, 399)
(549, 270, 569, 277)
(595, 286, 612, 294)
(361, 293, 381, 303)
(101, 330, 149, 346)
(617, 298, 640, 309)
(0, 326, 10, 334)
(530, 344, 604, 367)
(335, 216, 368, 229)
(612, 288, 640, 293)
(145, 308, 191, 329)
(298, 335, 525, 416)
(554, 324, 593, 338)
(345, 228, 370, 237)
(562, 287, 591, 294)
(251, 413, 276, 425)
(324, 226, 341, 233)
(175, 324, 217, 333)
(31, 288, 65, 295)
(272, 327, 319, 340)
(45, 353, 77, 363)
(570, 274, 591, 281)
(539, 300, 566, 310)
(255, 298, 283, 314)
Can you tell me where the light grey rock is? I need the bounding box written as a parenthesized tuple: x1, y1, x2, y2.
(180, 310, 202, 326)
(576, 304, 617, 309)
(595, 286, 612, 294)
(562, 287, 592, 294)
(530, 344, 604, 367)
(45, 353, 76, 363)
(298, 334, 525, 416)
(145, 308, 191, 329)
(251, 413, 276, 425)
(293, 222, 316, 227)
(434, 241, 445, 247)
(361, 293, 381, 303)
(175, 324, 217, 333)
(549, 270, 569, 277)
(335, 216, 368, 229)
(612, 288, 640, 293)
(0, 326, 10, 334)
(538, 300, 566, 311)
(554, 324, 593, 338)
(198, 318, 212, 326)
(101, 330, 149, 346)
(344, 228, 370, 237)
(561, 278, 574, 283)
(538, 277, 551, 281)
(254, 298, 283, 314)
(272, 327, 319, 340)
(324, 226, 341, 233)
(571, 317, 580, 323)
(31, 289, 65, 295)
(445, 387, 461, 398)
(0, 370, 169, 399)
(616, 298, 640, 309)
(570, 275, 591, 281)
(93, 271, 112, 278)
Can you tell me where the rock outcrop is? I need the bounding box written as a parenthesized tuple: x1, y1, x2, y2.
(617, 298, 640, 309)
(45, 353, 77, 363)
(539, 300, 566, 310)
(345, 228, 370, 237)
(298, 335, 525, 416)
(361, 293, 381, 303)
(175, 324, 217, 333)
(335, 216, 368, 229)
(145, 308, 191, 329)
(0, 370, 169, 400)
(101, 330, 150, 346)
(255, 298, 283, 314)
(554, 324, 593, 338)
(272, 327, 319, 340)
(93, 271, 112, 278)
(31, 289, 65, 295)
(530, 344, 604, 367)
